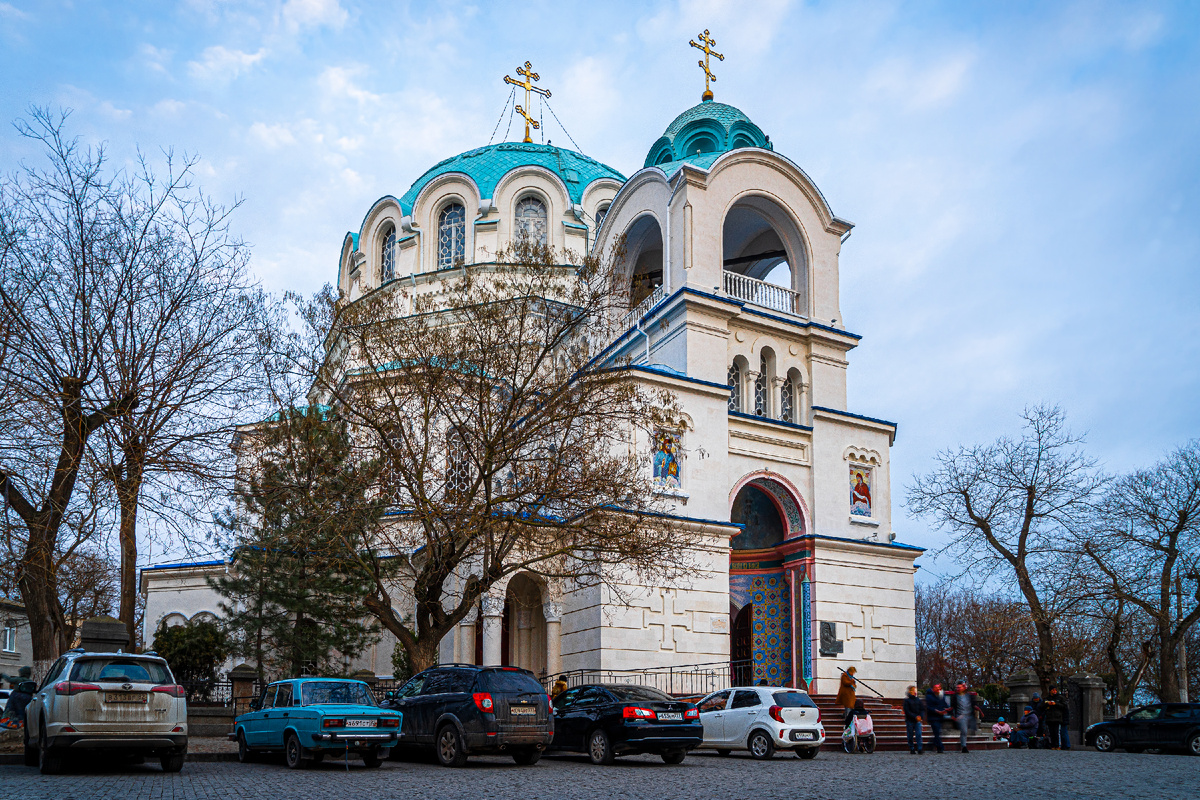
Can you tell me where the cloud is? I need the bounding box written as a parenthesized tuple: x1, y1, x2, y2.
(0, 2, 30, 20)
(280, 0, 348, 33)
(187, 45, 267, 83)
(249, 121, 297, 148)
(140, 43, 173, 75)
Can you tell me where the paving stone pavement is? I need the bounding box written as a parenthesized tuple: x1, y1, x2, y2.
(0, 748, 1192, 800)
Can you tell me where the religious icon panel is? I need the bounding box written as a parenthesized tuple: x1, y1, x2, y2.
(850, 466, 873, 517)
(652, 430, 681, 489)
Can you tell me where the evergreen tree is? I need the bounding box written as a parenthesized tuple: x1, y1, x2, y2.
(211, 406, 381, 681)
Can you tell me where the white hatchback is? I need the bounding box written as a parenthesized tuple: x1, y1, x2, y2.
(694, 686, 824, 759)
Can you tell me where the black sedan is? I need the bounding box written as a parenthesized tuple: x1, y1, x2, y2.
(549, 684, 702, 764)
(1085, 703, 1200, 755)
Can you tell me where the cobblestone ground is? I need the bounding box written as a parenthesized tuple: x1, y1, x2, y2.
(0, 748, 1192, 800)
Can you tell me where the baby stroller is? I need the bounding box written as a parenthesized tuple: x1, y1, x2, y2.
(842, 704, 876, 754)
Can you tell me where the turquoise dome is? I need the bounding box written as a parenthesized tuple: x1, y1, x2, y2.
(398, 142, 625, 214)
(644, 100, 771, 169)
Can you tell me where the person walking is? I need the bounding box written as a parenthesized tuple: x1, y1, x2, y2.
(950, 682, 981, 753)
(836, 667, 858, 721)
(925, 684, 949, 753)
(1043, 687, 1068, 750)
(902, 685, 925, 754)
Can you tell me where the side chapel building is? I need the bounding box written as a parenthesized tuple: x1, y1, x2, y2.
(143, 61, 922, 697)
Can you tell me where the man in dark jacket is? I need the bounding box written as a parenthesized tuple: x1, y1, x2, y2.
(1010, 705, 1040, 748)
(950, 682, 981, 753)
(1043, 687, 1069, 750)
(0, 681, 33, 729)
(925, 684, 950, 753)
(903, 685, 925, 754)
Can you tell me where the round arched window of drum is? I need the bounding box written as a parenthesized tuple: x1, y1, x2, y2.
(438, 203, 466, 270)
(515, 196, 548, 247)
(380, 225, 397, 282)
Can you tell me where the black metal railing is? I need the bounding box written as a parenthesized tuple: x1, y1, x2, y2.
(544, 659, 756, 699)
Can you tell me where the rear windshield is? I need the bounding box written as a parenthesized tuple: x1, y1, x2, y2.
(477, 670, 544, 694)
(605, 686, 672, 702)
(301, 681, 376, 707)
(773, 691, 817, 708)
(71, 658, 171, 684)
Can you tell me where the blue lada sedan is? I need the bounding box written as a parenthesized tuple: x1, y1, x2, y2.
(233, 678, 401, 769)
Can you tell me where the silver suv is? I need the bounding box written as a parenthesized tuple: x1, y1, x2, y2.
(24, 649, 188, 774)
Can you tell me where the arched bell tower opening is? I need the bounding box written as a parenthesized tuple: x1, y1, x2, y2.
(722, 196, 809, 317)
(621, 214, 664, 311)
(728, 474, 812, 689)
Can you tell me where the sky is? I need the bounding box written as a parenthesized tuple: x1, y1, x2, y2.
(1, 0, 1198, 576)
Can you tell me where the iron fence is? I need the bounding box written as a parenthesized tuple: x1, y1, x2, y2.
(544, 659, 756, 699)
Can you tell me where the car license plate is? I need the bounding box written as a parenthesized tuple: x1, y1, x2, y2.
(657, 712, 683, 721)
(345, 719, 375, 728)
(105, 692, 147, 703)
(792, 731, 815, 741)
(510, 706, 536, 717)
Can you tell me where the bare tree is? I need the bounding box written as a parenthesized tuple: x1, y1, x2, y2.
(270, 240, 697, 671)
(907, 405, 1106, 691)
(916, 582, 1037, 688)
(0, 109, 139, 665)
(57, 546, 118, 647)
(1080, 440, 1200, 702)
(91, 155, 268, 637)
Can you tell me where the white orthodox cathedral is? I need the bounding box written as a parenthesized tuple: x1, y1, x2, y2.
(143, 49, 921, 698)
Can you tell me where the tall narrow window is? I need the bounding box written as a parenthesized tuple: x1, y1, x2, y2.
(754, 355, 768, 417)
(515, 196, 548, 246)
(594, 204, 609, 232)
(381, 225, 396, 282)
(446, 428, 472, 502)
(1, 622, 15, 652)
(780, 377, 794, 422)
(727, 362, 742, 412)
(437, 203, 466, 269)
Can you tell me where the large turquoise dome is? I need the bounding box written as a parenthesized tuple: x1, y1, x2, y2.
(644, 100, 771, 169)
(398, 142, 625, 214)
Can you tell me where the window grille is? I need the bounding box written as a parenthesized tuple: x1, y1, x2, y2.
(781, 377, 794, 422)
(515, 197, 548, 246)
(381, 226, 396, 282)
(437, 203, 466, 269)
(727, 362, 742, 412)
(446, 428, 473, 502)
(754, 355, 768, 417)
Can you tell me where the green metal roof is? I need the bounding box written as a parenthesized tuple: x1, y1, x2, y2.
(644, 100, 770, 168)
(398, 143, 625, 214)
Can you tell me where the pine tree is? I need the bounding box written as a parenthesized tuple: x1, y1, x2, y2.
(211, 406, 381, 681)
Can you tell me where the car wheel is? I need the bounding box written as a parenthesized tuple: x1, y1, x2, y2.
(1187, 733, 1200, 757)
(237, 730, 256, 764)
(512, 746, 542, 765)
(588, 729, 615, 765)
(748, 730, 775, 760)
(362, 752, 383, 768)
(436, 725, 468, 767)
(161, 752, 185, 773)
(795, 746, 819, 759)
(1093, 731, 1115, 752)
(715, 748, 732, 757)
(23, 726, 37, 767)
(38, 722, 63, 775)
(661, 749, 686, 764)
(285, 733, 309, 769)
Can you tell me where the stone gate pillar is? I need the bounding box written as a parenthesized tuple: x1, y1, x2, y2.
(1067, 673, 1107, 748)
(1006, 668, 1041, 722)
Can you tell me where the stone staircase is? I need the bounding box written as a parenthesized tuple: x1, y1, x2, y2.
(811, 696, 1007, 752)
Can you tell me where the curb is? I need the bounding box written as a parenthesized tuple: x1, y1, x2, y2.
(1, 752, 239, 766)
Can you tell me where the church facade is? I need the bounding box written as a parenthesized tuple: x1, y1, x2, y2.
(143, 84, 921, 697)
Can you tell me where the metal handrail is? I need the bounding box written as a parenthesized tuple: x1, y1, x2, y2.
(837, 666, 885, 699)
(723, 270, 805, 317)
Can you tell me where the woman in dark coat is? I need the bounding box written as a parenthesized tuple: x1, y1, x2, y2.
(836, 668, 858, 723)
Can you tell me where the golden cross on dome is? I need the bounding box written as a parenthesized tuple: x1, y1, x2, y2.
(503, 61, 552, 143)
(689, 29, 724, 101)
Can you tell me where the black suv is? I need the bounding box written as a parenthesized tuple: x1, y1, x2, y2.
(381, 665, 552, 766)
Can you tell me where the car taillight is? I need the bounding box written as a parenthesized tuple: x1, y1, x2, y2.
(622, 706, 656, 720)
(684, 708, 699, 720)
(377, 717, 400, 728)
(473, 692, 494, 713)
(55, 682, 101, 696)
(323, 719, 345, 728)
(815, 706, 821, 723)
(152, 684, 187, 698)
(769, 705, 785, 723)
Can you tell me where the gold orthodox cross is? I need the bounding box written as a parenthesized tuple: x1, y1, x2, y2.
(689, 29, 724, 101)
(503, 61, 552, 143)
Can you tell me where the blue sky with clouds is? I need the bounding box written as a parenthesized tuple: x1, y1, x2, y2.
(2, 1, 1198, 571)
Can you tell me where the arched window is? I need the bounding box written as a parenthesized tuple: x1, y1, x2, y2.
(727, 362, 742, 412)
(754, 354, 768, 417)
(594, 204, 609, 233)
(780, 377, 794, 423)
(380, 224, 396, 282)
(437, 203, 466, 270)
(515, 196, 548, 246)
(446, 427, 472, 503)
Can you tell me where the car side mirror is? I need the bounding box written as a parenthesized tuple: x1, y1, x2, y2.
(18, 681, 36, 694)
(385, 691, 395, 699)
(249, 699, 262, 711)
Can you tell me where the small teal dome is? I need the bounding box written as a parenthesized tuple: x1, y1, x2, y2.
(644, 101, 771, 169)
(399, 143, 625, 214)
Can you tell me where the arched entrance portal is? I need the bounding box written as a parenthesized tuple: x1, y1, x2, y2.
(503, 574, 547, 677)
(728, 475, 809, 688)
